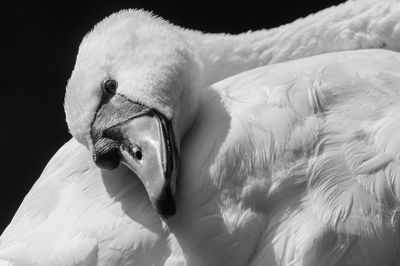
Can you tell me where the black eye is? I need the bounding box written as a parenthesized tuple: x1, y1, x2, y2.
(103, 79, 118, 95)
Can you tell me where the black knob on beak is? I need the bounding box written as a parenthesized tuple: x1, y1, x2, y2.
(92, 138, 121, 170)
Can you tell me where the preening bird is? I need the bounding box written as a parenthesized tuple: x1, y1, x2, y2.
(2, 0, 400, 265)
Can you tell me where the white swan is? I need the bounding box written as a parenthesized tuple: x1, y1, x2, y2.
(2, 0, 400, 265)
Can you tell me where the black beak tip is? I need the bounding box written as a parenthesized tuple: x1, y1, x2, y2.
(151, 188, 177, 219)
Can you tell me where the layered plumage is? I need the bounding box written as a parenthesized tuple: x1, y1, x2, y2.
(2, 1, 400, 265)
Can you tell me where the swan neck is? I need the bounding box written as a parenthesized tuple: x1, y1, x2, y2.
(183, 0, 400, 86)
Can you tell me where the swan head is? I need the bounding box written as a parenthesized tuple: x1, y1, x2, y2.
(64, 10, 202, 218)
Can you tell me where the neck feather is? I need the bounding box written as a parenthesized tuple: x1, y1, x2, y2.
(183, 0, 400, 86)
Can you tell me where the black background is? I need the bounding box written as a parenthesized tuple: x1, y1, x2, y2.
(1, 0, 346, 232)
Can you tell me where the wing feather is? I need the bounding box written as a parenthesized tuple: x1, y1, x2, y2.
(208, 49, 400, 265)
(0, 139, 180, 265)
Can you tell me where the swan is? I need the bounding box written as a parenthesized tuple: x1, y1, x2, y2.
(2, 0, 400, 265)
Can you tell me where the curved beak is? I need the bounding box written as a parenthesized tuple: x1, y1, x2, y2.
(91, 94, 179, 218)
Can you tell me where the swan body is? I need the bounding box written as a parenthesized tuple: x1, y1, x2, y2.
(2, 48, 400, 265)
(2, 1, 400, 265)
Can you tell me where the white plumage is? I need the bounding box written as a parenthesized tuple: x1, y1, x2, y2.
(2, 1, 400, 265)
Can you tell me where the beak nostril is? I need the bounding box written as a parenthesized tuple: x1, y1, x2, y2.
(135, 150, 143, 160)
(121, 141, 143, 161)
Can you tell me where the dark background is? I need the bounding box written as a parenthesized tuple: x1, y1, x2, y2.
(1, 0, 346, 232)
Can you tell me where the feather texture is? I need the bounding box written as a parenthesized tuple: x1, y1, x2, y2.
(171, 49, 400, 265)
(4, 48, 400, 266)
(4, 0, 400, 265)
(0, 140, 181, 265)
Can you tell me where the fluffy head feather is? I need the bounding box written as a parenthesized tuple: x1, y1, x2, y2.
(64, 9, 202, 147)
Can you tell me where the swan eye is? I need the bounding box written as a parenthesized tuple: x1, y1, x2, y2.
(102, 79, 118, 96)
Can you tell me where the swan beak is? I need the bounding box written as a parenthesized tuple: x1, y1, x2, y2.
(91, 95, 179, 218)
(119, 114, 178, 218)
